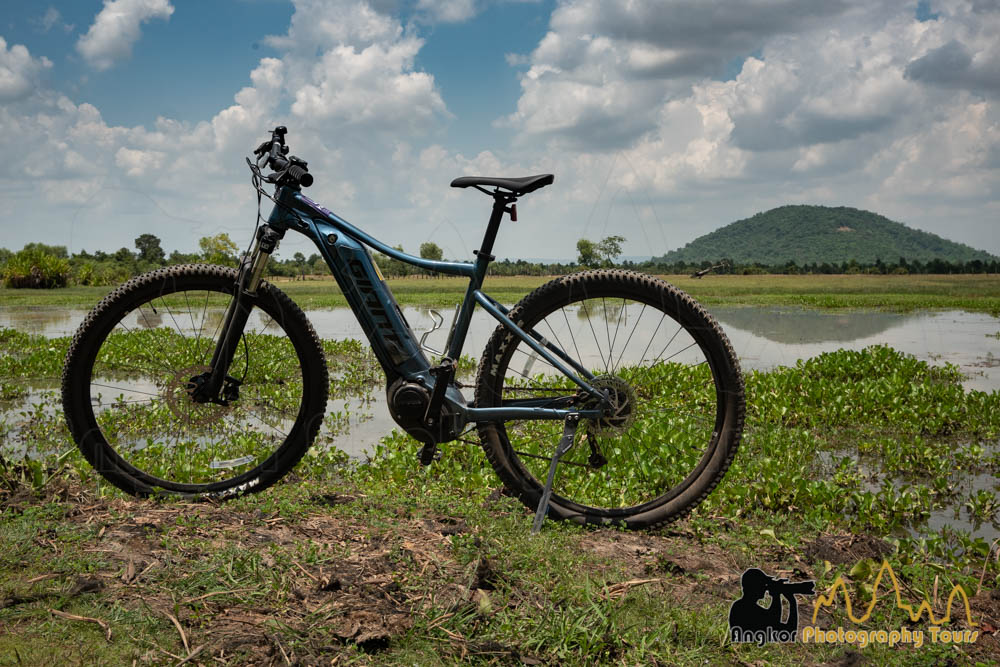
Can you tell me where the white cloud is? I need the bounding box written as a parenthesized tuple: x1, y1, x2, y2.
(416, 0, 478, 23)
(491, 0, 1000, 255)
(0, 37, 52, 102)
(0, 1, 458, 258)
(76, 0, 174, 71)
(1, 1, 998, 260)
(115, 146, 165, 176)
(264, 0, 400, 52)
(39, 8, 75, 34)
(289, 39, 446, 131)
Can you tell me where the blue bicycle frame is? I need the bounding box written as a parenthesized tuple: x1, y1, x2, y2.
(256, 185, 606, 434)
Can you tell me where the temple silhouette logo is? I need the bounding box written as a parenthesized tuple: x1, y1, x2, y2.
(801, 559, 978, 648)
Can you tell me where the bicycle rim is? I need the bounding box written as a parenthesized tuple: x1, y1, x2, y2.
(77, 277, 312, 493)
(482, 274, 738, 516)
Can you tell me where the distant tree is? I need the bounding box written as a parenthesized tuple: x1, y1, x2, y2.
(198, 233, 239, 266)
(576, 239, 599, 268)
(419, 242, 443, 261)
(22, 242, 68, 258)
(293, 251, 306, 280)
(113, 247, 135, 264)
(375, 245, 411, 277)
(134, 233, 165, 264)
(167, 250, 200, 265)
(2, 248, 70, 288)
(596, 235, 626, 266)
(577, 236, 626, 268)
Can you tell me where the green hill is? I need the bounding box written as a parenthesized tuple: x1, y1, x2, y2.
(656, 205, 997, 266)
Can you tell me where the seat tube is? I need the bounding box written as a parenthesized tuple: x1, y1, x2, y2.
(446, 195, 508, 359)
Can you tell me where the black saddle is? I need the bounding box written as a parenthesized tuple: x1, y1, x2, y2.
(450, 174, 554, 196)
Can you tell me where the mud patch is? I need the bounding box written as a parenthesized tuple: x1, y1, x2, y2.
(1, 484, 474, 664)
(802, 533, 894, 565)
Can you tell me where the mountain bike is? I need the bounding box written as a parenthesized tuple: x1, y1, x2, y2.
(61, 126, 745, 530)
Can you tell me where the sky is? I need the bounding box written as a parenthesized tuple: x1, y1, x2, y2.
(0, 0, 998, 263)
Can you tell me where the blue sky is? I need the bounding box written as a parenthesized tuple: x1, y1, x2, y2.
(1, 1, 998, 262)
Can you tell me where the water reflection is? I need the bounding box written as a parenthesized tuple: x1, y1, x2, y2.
(0, 308, 83, 336)
(709, 307, 907, 344)
(710, 307, 1000, 392)
(5, 305, 1000, 391)
(134, 306, 164, 329)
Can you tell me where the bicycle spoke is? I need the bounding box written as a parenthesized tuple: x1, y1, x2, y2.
(608, 298, 627, 373)
(482, 277, 741, 518)
(580, 299, 609, 372)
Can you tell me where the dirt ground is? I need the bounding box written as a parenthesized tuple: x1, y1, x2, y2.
(3, 480, 999, 665)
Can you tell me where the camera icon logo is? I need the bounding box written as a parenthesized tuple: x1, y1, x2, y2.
(729, 568, 816, 645)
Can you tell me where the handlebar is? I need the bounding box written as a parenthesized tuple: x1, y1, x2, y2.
(252, 126, 313, 188)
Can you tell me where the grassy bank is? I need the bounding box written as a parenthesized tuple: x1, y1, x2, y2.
(2, 323, 1000, 664)
(1, 273, 999, 313)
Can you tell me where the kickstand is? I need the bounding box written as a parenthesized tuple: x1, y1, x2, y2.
(531, 414, 580, 534)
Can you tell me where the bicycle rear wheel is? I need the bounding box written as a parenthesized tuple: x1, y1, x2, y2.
(475, 269, 744, 529)
(61, 264, 328, 498)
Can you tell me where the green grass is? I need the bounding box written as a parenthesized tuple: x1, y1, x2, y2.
(3, 332, 998, 664)
(2, 273, 999, 312)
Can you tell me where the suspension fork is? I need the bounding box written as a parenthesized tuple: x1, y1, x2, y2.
(200, 224, 284, 399)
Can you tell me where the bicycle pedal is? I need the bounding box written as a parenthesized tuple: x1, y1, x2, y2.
(417, 444, 442, 466)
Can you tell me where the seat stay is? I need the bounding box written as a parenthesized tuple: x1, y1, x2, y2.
(476, 292, 595, 381)
(473, 290, 603, 400)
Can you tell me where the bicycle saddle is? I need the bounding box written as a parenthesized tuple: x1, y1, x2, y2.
(450, 174, 554, 195)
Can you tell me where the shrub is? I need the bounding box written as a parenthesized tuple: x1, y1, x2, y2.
(2, 249, 70, 288)
(72, 261, 132, 286)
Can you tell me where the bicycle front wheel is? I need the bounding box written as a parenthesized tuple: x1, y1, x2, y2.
(475, 270, 744, 529)
(62, 264, 328, 498)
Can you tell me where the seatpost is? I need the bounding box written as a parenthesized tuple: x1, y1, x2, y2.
(475, 193, 514, 270)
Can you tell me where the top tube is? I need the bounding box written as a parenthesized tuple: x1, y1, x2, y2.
(289, 190, 477, 278)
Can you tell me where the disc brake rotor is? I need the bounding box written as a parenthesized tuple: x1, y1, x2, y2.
(586, 374, 637, 436)
(164, 364, 230, 426)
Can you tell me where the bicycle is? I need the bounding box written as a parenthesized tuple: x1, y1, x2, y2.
(61, 126, 745, 530)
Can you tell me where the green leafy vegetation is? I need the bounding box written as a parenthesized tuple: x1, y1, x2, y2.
(2, 325, 1000, 663)
(656, 205, 1000, 267)
(5, 273, 999, 314)
(576, 235, 626, 268)
(2, 247, 71, 289)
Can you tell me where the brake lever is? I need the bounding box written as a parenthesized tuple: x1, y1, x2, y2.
(252, 140, 271, 157)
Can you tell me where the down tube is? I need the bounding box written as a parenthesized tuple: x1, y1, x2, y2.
(308, 218, 430, 379)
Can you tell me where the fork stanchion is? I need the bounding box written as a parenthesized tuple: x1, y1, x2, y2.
(531, 413, 580, 534)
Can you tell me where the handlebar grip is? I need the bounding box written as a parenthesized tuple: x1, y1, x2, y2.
(287, 165, 313, 187)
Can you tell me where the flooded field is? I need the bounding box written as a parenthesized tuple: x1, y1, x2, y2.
(2, 302, 999, 541)
(4, 304, 998, 389)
